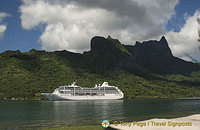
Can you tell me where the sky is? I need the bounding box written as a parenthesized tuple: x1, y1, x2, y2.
(0, 0, 200, 61)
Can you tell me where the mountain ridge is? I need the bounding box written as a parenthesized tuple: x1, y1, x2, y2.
(1, 36, 199, 75)
(0, 36, 200, 99)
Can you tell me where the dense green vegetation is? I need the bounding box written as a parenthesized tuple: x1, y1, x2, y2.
(0, 36, 200, 100)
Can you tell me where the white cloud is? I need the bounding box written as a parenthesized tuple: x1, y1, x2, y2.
(166, 11, 200, 60)
(0, 12, 11, 22)
(19, 0, 178, 52)
(0, 12, 11, 40)
(0, 24, 6, 40)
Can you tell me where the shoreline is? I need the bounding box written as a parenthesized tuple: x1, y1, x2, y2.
(1, 114, 200, 129)
(1, 96, 200, 101)
(110, 114, 200, 130)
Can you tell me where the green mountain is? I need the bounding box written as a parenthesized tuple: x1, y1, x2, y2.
(0, 36, 200, 100)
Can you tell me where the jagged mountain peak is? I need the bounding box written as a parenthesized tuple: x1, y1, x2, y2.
(107, 35, 112, 39)
(90, 36, 131, 55)
(126, 36, 173, 59)
(160, 36, 167, 42)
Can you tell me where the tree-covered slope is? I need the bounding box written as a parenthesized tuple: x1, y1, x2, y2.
(0, 36, 200, 99)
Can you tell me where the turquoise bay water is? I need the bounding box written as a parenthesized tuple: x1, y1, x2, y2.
(0, 98, 200, 129)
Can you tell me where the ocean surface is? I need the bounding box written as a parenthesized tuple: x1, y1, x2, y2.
(0, 98, 200, 129)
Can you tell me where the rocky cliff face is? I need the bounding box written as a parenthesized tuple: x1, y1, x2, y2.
(90, 35, 173, 60)
(85, 36, 199, 74)
(126, 36, 172, 59)
(90, 36, 131, 55)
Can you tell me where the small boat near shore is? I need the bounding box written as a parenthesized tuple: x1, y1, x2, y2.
(41, 82, 124, 100)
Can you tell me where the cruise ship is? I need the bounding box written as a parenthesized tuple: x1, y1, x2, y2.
(41, 82, 124, 100)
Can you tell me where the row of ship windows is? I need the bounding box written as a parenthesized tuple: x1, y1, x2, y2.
(59, 90, 119, 92)
(59, 91, 119, 94)
(59, 87, 117, 90)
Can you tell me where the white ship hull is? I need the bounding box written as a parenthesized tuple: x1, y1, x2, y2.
(42, 82, 124, 101)
(41, 93, 123, 100)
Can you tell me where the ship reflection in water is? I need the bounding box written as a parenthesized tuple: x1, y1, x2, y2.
(51, 100, 125, 125)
